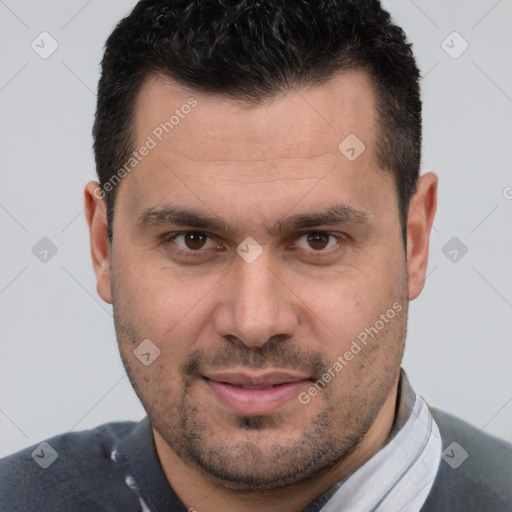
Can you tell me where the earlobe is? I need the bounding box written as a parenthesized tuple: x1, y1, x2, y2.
(406, 172, 438, 301)
(84, 181, 112, 304)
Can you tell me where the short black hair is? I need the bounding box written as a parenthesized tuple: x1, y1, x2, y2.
(93, 0, 422, 244)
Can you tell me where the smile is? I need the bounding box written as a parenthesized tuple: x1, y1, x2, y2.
(202, 370, 312, 416)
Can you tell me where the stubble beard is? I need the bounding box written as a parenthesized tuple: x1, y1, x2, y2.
(111, 269, 408, 492)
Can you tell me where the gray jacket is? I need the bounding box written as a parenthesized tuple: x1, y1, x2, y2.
(420, 406, 512, 511)
(0, 408, 510, 511)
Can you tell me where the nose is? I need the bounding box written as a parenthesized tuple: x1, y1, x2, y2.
(213, 252, 299, 348)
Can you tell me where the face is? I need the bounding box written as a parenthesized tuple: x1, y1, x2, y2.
(89, 70, 425, 492)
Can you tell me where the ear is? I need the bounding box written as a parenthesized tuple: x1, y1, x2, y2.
(406, 172, 438, 300)
(84, 181, 112, 304)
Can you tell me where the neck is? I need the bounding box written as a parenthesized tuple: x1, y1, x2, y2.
(153, 381, 399, 512)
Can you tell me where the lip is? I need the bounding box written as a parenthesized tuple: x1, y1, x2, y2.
(203, 370, 311, 416)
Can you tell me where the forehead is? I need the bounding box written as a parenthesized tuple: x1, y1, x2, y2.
(116, 69, 394, 229)
(132, 70, 378, 164)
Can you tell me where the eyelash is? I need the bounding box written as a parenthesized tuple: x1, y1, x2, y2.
(160, 231, 348, 260)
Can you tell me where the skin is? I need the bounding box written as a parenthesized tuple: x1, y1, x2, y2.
(85, 70, 437, 512)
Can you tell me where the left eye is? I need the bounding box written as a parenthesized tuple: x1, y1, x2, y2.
(173, 232, 218, 251)
(294, 232, 341, 251)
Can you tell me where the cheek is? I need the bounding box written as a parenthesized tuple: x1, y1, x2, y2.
(292, 256, 405, 354)
(113, 256, 222, 357)
(301, 281, 377, 353)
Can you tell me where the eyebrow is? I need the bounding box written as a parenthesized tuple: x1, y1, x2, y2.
(135, 203, 371, 235)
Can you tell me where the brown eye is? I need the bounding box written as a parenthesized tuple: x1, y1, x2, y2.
(294, 231, 341, 252)
(174, 232, 213, 251)
(306, 232, 330, 250)
(184, 232, 207, 249)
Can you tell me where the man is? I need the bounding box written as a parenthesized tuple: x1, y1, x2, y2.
(1, 0, 511, 510)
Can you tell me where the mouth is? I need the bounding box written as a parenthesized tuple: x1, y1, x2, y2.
(202, 370, 312, 416)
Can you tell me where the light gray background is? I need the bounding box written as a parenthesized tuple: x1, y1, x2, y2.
(1, 0, 511, 458)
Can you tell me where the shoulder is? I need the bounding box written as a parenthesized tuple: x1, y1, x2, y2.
(0, 421, 143, 512)
(421, 407, 512, 512)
